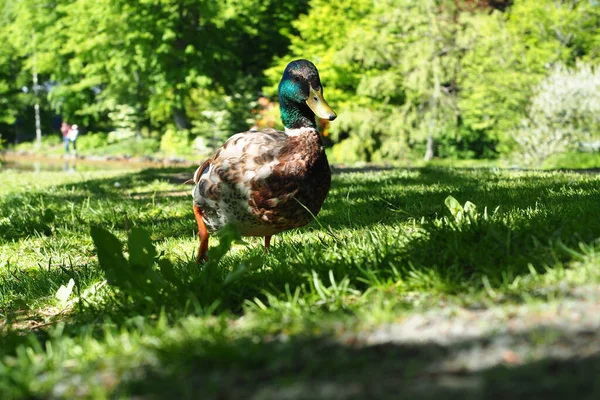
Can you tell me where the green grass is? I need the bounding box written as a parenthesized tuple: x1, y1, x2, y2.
(1, 164, 600, 398)
(543, 151, 600, 170)
(13, 134, 162, 158)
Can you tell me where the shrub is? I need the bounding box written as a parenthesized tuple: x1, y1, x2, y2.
(76, 133, 109, 153)
(105, 137, 160, 157)
(330, 136, 376, 164)
(79, 136, 159, 157)
(13, 134, 61, 152)
(159, 127, 192, 156)
(514, 63, 600, 166)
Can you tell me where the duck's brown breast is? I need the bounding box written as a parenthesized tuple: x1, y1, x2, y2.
(248, 129, 331, 231)
(193, 128, 331, 236)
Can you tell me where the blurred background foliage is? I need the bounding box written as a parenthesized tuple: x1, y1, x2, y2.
(1, 0, 600, 165)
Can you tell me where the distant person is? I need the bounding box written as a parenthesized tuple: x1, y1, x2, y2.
(67, 124, 79, 155)
(61, 121, 71, 154)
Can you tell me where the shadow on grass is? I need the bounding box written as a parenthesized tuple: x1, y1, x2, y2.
(3, 164, 598, 242)
(322, 166, 600, 228)
(0, 167, 194, 243)
(121, 324, 600, 399)
(0, 259, 103, 353)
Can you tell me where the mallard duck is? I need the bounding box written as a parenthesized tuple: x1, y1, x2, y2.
(190, 59, 336, 262)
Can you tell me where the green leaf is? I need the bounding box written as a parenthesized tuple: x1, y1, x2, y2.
(207, 224, 242, 264)
(463, 201, 477, 219)
(223, 255, 261, 287)
(444, 195, 463, 219)
(55, 278, 75, 306)
(128, 227, 157, 269)
(90, 225, 128, 286)
(12, 297, 29, 311)
(90, 225, 179, 305)
(158, 259, 179, 286)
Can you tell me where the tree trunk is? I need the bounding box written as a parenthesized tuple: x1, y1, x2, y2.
(425, 0, 441, 162)
(135, 71, 143, 139)
(173, 107, 190, 131)
(424, 133, 435, 161)
(32, 33, 42, 148)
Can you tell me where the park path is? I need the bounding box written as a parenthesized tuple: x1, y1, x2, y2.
(251, 285, 600, 400)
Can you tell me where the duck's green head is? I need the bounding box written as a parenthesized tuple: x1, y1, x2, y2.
(278, 59, 336, 130)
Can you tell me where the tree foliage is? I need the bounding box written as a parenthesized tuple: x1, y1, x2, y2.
(0, 0, 307, 145)
(1, 0, 600, 161)
(268, 0, 600, 161)
(459, 0, 600, 154)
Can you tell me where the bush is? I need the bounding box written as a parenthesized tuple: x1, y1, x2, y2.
(187, 83, 257, 150)
(159, 127, 192, 157)
(436, 126, 499, 160)
(514, 63, 600, 166)
(542, 151, 600, 170)
(13, 134, 62, 152)
(329, 136, 375, 164)
(76, 132, 109, 153)
(104, 137, 160, 157)
(79, 136, 159, 157)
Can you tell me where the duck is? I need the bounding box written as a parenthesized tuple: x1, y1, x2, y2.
(189, 59, 337, 263)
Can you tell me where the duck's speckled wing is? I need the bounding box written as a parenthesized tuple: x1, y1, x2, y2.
(191, 128, 331, 236)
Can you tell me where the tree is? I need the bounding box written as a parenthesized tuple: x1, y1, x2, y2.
(49, 0, 308, 134)
(0, 5, 22, 126)
(459, 0, 600, 154)
(1, 0, 65, 143)
(267, 0, 600, 162)
(268, 0, 463, 161)
(1, 0, 308, 147)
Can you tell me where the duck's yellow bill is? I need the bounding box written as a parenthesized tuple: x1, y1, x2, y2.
(306, 86, 337, 121)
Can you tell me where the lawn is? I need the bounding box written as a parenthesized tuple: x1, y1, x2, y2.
(1, 163, 600, 399)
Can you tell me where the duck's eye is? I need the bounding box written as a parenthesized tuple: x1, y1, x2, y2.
(293, 77, 300, 82)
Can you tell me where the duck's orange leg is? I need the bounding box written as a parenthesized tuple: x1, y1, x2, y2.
(193, 204, 209, 263)
(264, 235, 272, 252)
